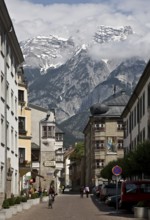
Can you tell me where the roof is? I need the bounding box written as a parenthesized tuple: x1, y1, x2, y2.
(29, 103, 48, 112)
(103, 90, 130, 106)
(55, 126, 64, 134)
(91, 90, 130, 117)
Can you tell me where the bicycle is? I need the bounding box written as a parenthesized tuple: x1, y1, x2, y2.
(48, 194, 55, 209)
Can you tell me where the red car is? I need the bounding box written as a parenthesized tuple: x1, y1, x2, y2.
(120, 180, 150, 210)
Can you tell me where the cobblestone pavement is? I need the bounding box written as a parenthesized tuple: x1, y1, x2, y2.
(9, 194, 139, 220)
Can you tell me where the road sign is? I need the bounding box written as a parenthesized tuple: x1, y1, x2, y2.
(112, 165, 122, 176)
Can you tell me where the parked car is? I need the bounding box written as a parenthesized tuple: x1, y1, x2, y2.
(105, 194, 121, 208)
(100, 183, 121, 201)
(92, 184, 102, 197)
(119, 180, 150, 210)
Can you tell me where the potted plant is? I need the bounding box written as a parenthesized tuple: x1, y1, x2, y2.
(134, 201, 149, 219)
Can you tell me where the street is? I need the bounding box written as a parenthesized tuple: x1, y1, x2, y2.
(9, 193, 137, 220)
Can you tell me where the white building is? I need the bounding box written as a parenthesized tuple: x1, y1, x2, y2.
(29, 104, 64, 193)
(0, 0, 24, 205)
(121, 60, 150, 153)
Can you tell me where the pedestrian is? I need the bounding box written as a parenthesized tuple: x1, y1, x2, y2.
(85, 186, 90, 198)
(80, 186, 84, 198)
(61, 185, 65, 193)
(49, 186, 55, 201)
(38, 186, 42, 198)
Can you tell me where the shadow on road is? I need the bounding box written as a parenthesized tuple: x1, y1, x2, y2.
(90, 195, 134, 219)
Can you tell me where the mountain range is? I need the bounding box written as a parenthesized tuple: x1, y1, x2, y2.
(22, 25, 147, 147)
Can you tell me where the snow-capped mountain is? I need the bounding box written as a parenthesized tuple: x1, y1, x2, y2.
(94, 25, 133, 44)
(21, 35, 75, 74)
(22, 25, 147, 146)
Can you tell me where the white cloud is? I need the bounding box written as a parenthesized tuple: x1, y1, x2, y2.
(5, 0, 150, 58)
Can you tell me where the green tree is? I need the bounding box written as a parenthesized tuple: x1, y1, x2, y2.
(134, 140, 150, 176)
(70, 142, 84, 161)
(100, 140, 150, 180)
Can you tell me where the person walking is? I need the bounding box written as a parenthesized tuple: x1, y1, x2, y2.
(48, 186, 55, 208)
(80, 186, 84, 198)
(85, 186, 90, 198)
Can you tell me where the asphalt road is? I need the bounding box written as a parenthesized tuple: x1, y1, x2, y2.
(9, 193, 138, 220)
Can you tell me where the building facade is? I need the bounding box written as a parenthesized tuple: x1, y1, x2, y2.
(18, 67, 32, 192)
(83, 91, 130, 187)
(0, 0, 24, 205)
(29, 104, 64, 193)
(121, 60, 150, 153)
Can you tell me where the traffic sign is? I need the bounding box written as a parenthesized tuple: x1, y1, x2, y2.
(112, 165, 122, 176)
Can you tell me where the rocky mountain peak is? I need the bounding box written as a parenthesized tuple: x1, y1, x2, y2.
(94, 25, 133, 44)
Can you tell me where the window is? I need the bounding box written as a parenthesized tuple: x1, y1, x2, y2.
(95, 159, 100, 168)
(0, 166, 4, 192)
(55, 133, 63, 141)
(42, 126, 55, 138)
(134, 107, 136, 127)
(19, 148, 25, 163)
(140, 96, 142, 119)
(95, 122, 105, 131)
(1, 73, 4, 99)
(95, 141, 100, 149)
(137, 101, 140, 123)
(143, 92, 145, 116)
(18, 90, 24, 102)
(15, 132, 17, 153)
(11, 127, 14, 152)
(140, 184, 150, 193)
(100, 159, 104, 167)
(7, 122, 9, 148)
(131, 111, 134, 130)
(6, 82, 9, 106)
(18, 117, 26, 135)
(1, 116, 4, 144)
(117, 122, 123, 130)
(126, 183, 137, 193)
(11, 90, 14, 112)
(118, 140, 123, 149)
(126, 119, 129, 136)
(15, 97, 17, 116)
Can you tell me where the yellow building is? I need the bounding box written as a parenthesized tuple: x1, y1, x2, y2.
(18, 67, 32, 191)
(83, 91, 130, 187)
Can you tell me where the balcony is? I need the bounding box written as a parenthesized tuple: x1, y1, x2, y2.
(18, 100, 26, 107)
(19, 160, 31, 177)
(19, 159, 31, 168)
(19, 129, 27, 135)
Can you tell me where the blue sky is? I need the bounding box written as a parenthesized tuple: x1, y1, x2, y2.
(5, 0, 150, 59)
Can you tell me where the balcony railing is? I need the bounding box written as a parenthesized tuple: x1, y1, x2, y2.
(19, 129, 27, 135)
(19, 160, 31, 168)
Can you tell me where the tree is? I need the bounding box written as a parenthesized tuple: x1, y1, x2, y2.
(133, 140, 150, 176)
(69, 142, 84, 161)
(100, 140, 150, 180)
